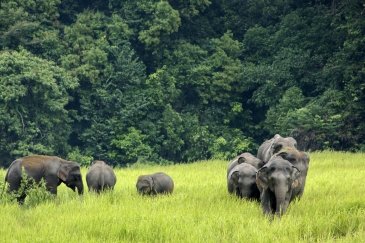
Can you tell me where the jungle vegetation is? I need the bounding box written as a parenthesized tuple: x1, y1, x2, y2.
(0, 0, 364, 166)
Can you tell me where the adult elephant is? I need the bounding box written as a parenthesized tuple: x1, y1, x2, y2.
(86, 160, 117, 193)
(136, 172, 174, 195)
(5, 155, 84, 203)
(274, 147, 310, 199)
(227, 152, 264, 177)
(257, 134, 297, 163)
(227, 163, 260, 200)
(256, 156, 301, 216)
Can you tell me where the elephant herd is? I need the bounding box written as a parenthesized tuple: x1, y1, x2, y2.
(227, 134, 310, 216)
(3, 155, 174, 204)
(2, 134, 309, 217)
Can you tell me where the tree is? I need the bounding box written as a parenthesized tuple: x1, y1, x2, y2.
(0, 49, 77, 165)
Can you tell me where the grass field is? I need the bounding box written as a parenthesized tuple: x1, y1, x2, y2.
(0, 151, 364, 242)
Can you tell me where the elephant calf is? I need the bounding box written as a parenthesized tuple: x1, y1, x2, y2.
(86, 160, 117, 193)
(227, 152, 264, 177)
(227, 163, 260, 200)
(136, 172, 174, 195)
(5, 155, 84, 203)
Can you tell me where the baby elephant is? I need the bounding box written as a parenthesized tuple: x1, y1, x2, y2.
(227, 163, 260, 200)
(86, 160, 117, 193)
(136, 172, 174, 195)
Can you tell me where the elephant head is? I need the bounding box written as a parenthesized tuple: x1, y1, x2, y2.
(275, 147, 309, 171)
(136, 175, 155, 195)
(274, 147, 310, 199)
(237, 154, 265, 169)
(256, 157, 300, 216)
(229, 163, 259, 199)
(270, 134, 297, 155)
(58, 161, 84, 195)
(227, 152, 264, 177)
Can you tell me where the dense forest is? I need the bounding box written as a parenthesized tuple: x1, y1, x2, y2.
(0, 0, 364, 167)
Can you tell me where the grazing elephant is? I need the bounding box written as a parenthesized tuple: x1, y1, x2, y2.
(257, 134, 297, 163)
(86, 160, 117, 193)
(227, 152, 264, 177)
(227, 163, 260, 200)
(274, 147, 310, 199)
(136, 172, 174, 195)
(5, 155, 83, 203)
(256, 156, 301, 216)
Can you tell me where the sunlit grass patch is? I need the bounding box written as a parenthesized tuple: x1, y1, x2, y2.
(0, 151, 364, 242)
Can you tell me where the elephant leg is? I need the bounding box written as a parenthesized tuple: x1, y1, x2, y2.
(46, 185, 58, 195)
(7, 178, 27, 204)
(261, 190, 273, 215)
(45, 176, 59, 195)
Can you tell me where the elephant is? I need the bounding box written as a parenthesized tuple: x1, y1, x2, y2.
(86, 160, 117, 193)
(257, 134, 297, 163)
(4, 155, 83, 203)
(227, 163, 260, 200)
(136, 172, 174, 195)
(274, 147, 310, 199)
(227, 152, 264, 177)
(256, 156, 301, 216)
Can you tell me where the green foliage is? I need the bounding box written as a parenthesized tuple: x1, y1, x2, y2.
(0, 0, 364, 166)
(110, 127, 153, 165)
(138, 1, 181, 47)
(67, 148, 94, 166)
(209, 132, 255, 160)
(0, 170, 53, 207)
(23, 178, 53, 208)
(266, 88, 348, 150)
(0, 49, 77, 164)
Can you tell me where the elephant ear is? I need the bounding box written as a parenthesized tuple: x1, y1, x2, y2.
(257, 160, 265, 169)
(288, 137, 297, 148)
(291, 166, 301, 188)
(256, 166, 269, 189)
(237, 156, 246, 164)
(229, 170, 239, 183)
(277, 151, 296, 164)
(272, 143, 283, 154)
(58, 163, 78, 181)
(300, 152, 310, 165)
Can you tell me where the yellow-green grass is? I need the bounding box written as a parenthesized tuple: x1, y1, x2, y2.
(0, 151, 364, 242)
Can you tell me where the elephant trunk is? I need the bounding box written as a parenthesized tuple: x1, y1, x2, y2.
(275, 186, 288, 215)
(239, 188, 251, 198)
(76, 182, 84, 195)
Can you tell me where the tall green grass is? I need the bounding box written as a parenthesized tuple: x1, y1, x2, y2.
(0, 151, 364, 242)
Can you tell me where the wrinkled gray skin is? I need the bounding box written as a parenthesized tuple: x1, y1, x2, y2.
(256, 157, 301, 216)
(257, 134, 297, 163)
(227, 163, 260, 200)
(5, 155, 84, 203)
(86, 160, 117, 193)
(227, 152, 264, 177)
(274, 147, 310, 199)
(136, 172, 174, 195)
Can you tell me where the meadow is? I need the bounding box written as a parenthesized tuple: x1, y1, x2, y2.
(0, 151, 364, 242)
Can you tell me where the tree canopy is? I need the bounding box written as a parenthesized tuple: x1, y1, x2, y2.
(0, 0, 364, 166)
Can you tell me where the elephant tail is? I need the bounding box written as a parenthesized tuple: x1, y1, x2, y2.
(100, 168, 105, 191)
